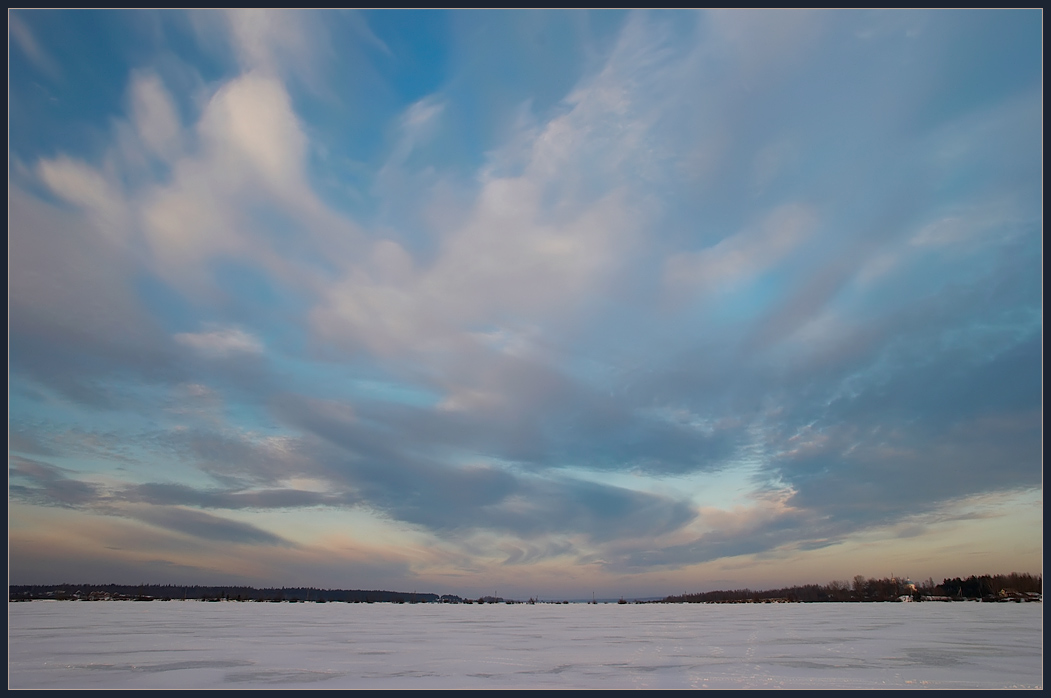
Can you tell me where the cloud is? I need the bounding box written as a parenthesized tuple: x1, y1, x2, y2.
(610, 512, 820, 571)
(9, 457, 102, 508)
(664, 203, 818, 299)
(9, 185, 176, 407)
(9, 454, 303, 547)
(8, 10, 1042, 588)
(149, 425, 330, 489)
(273, 393, 699, 544)
(221, 9, 333, 86)
(9, 512, 417, 588)
(8, 430, 60, 457)
(9, 12, 62, 80)
(126, 505, 294, 546)
(139, 70, 362, 294)
(909, 199, 1034, 250)
(174, 326, 264, 359)
(197, 72, 307, 191)
(704, 9, 824, 81)
(128, 71, 183, 161)
(8, 415, 349, 511)
(21, 67, 336, 308)
(371, 95, 448, 208)
(310, 21, 685, 358)
(116, 482, 354, 510)
(14, 404, 693, 565)
(36, 157, 130, 244)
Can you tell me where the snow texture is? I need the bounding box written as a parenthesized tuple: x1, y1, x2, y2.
(8, 601, 1043, 689)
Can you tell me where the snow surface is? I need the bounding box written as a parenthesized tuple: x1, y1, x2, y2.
(8, 601, 1042, 689)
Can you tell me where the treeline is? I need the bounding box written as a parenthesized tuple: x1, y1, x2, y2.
(8, 584, 448, 604)
(937, 573, 1042, 599)
(665, 572, 1042, 604)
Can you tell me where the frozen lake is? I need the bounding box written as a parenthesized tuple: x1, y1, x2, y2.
(8, 601, 1042, 689)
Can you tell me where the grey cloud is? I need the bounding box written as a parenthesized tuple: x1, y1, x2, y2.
(9, 456, 102, 508)
(144, 427, 329, 489)
(544, 402, 743, 475)
(539, 477, 696, 542)
(739, 326, 1041, 541)
(501, 541, 576, 566)
(606, 509, 824, 572)
(274, 343, 746, 481)
(742, 252, 867, 357)
(9, 454, 307, 547)
(9, 185, 288, 417)
(116, 482, 356, 510)
(340, 456, 520, 533)
(828, 355, 1039, 446)
(127, 506, 292, 546)
(10, 419, 352, 509)
(275, 393, 698, 542)
(776, 415, 1040, 523)
(8, 186, 186, 408)
(773, 336, 1037, 531)
(575, 240, 1040, 570)
(8, 430, 59, 457)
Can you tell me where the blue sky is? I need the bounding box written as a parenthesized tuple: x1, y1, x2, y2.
(8, 10, 1042, 597)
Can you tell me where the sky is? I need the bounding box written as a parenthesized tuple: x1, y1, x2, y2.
(8, 9, 1042, 599)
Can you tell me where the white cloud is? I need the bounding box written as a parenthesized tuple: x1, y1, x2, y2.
(128, 72, 182, 161)
(9, 13, 61, 80)
(197, 72, 307, 192)
(311, 13, 703, 362)
(174, 326, 264, 359)
(373, 96, 447, 204)
(140, 160, 238, 276)
(403, 96, 445, 133)
(312, 177, 639, 359)
(36, 157, 130, 245)
(9, 184, 157, 355)
(705, 9, 823, 80)
(909, 200, 1031, 249)
(139, 71, 361, 291)
(224, 9, 313, 76)
(219, 8, 336, 94)
(665, 203, 818, 298)
(25, 53, 364, 303)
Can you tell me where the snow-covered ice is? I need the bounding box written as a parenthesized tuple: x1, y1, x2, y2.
(8, 601, 1042, 689)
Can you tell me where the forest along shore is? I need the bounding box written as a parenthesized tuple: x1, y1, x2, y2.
(9, 573, 1042, 604)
